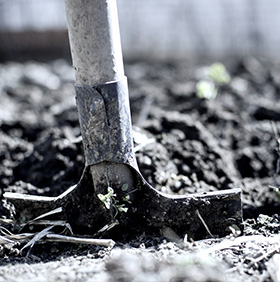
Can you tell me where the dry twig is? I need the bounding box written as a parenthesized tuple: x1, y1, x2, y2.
(21, 207, 63, 228)
(0, 212, 116, 255)
(20, 226, 54, 256)
(44, 234, 115, 248)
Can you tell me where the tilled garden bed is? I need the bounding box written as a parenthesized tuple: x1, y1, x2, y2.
(1, 58, 280, 281)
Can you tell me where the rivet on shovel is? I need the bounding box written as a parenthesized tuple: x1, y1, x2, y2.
(4, 0, 242, 240)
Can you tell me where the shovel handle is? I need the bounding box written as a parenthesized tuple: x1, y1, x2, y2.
(64, 0, 125, 85)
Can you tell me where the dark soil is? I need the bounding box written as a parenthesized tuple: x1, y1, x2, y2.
(1, 57, 280, 281)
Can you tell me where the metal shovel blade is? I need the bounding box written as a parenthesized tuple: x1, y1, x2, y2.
(4, 166, 242, 240)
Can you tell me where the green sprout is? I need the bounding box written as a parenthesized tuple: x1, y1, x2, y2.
(97, 187, 115, 210)
(121, 183, 129, 191)
(195, 62, 230, 100)
(97, 185, 131, 217)
(196, 81, 217, 100)
(208, 62, 231, 84)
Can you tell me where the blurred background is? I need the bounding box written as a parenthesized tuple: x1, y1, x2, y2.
(1, 0, 280, 62)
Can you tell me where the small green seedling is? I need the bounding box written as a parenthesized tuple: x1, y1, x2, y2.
(208, 62, 231, 84)
(196, 62, 230, 100)
(121, 183, 129, 191)
(97, 187, 115, 209)
(196, 81, 217, 100)
(97, 185, 131, 217)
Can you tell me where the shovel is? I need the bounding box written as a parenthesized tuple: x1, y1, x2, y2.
(4, 0, 242, 240)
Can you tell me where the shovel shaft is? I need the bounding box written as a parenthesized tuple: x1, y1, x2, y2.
(64, 0, 124, 85)
(65, 0, 136, 195)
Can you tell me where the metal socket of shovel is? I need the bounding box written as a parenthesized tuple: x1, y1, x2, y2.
(4, 0, 242, 240)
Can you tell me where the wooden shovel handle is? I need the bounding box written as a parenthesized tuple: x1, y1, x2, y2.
(64, 0, 125, 85)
